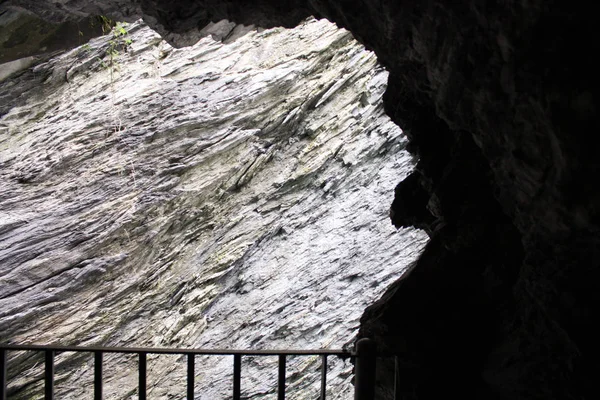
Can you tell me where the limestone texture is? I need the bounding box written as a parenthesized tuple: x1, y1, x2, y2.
(0, 18, 426, 399)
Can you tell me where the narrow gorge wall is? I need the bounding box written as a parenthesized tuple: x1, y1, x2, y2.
(0, 18, 427, 399)
(2, 1, 599, 399)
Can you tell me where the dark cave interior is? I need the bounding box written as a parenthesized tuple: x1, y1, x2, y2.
(2, 1, 599, 399)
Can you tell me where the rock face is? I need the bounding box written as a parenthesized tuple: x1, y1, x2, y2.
(0, 8, 109, 65)
(0, 18, 427, 399)
(2, 1, 600, 399)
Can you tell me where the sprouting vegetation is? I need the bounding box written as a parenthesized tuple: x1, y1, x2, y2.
(97, 17, 133, 84)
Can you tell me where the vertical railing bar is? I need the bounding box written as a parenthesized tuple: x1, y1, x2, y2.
(353, 338, 376, 400)
(320, 354, 327, 400)
(278, 355, 286, 400)
(1, 349, 7, 400)
(393, 356, 400, 400)
(44, 350, 54, 400)
(94, 351, 103, 400)
(233, 354, 241, 400)
(187, 354, 195, 400)
(139, 352, 147, 400)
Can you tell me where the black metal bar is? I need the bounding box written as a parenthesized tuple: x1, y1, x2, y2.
(393, 356, 400, 400)
(1, 349, 6, 400)
(353, 338, 376, 400)
(187, 354, 195, 400)
(233, 354, 241, 400)
(320, 354, 327, 400)
(139, 352, 147, 400)
(44, 350, 54, 400)
(278, 355, 286, 400)
(94, 351, 103, 400)
(0, 344, 348, 357)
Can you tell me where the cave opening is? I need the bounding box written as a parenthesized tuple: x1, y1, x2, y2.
(0, 14, 429, 399)
(6, 2, 595, 398)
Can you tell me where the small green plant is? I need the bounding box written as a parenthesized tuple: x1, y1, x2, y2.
(90, 16, 134, 135)
(101, 18, 133, 85)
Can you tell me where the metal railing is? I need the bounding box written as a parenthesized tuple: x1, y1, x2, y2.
(1, 341, 384, 400)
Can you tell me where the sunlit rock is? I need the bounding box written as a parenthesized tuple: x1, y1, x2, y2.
(0, 18, 426, 399)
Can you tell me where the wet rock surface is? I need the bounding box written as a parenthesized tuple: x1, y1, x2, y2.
(0, 18, 427, 399)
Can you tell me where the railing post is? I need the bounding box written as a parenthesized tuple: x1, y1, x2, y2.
(320, 354, 327, 400)
(233, 354, 241, 400)
(139, 352, 147, 400)
(187, 354, 195, 400)
(394, 356, 400, 400)
(45, 350, 54, 400)
(94, 351, 103, 400)
(278, 355, 286, 400)
(354, 338, 376, 400)
(1, 349, 6, 400)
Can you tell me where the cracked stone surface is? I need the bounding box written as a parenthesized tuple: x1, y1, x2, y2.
(0, 18, 426, 399)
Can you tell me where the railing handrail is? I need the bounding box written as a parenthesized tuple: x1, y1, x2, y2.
(0, 343, 350, 357)
(1, 343, 371, 400)
(1, 340, 395, 400)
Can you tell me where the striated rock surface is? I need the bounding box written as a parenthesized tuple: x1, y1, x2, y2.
(0, 18, 427, 399)
(5, 1, 600, 399)
(120, 3, 599, 399)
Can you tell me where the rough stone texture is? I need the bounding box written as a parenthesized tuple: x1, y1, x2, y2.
(0, 1, 140, 25)
(0, 7, 108, 65)
(2, 0, 599, 399)
(0, 18, 427, 399)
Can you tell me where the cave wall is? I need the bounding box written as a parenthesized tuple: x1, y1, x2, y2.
(2, 1, 599, 399)
(2, 18, 429, 398)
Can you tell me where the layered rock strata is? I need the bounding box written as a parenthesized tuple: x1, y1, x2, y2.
(0, 18, 426, 399)
(2, 1, 599, 399)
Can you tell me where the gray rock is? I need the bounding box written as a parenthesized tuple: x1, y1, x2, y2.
(0, 18, 426, 399)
